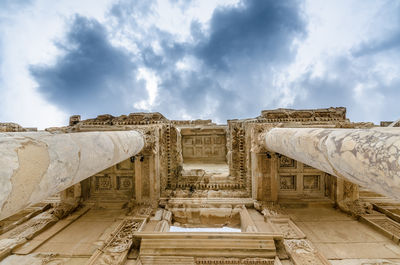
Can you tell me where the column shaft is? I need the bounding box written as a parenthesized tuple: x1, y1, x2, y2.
(0, 131, 144, 219)
(265, 127, 400, 200)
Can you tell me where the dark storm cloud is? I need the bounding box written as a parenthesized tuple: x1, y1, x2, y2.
(30, 0, 306, 121)
(196, 0, 305, 71)
(30, 15, 144, 117)
(148, 0, 307, 120)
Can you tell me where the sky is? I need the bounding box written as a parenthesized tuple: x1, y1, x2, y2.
(0, 0, 400, 128)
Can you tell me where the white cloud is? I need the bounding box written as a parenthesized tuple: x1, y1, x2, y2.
(0, 0, 116, 128)
(2, 0, 400, 128)
(133, 67, 159, 111)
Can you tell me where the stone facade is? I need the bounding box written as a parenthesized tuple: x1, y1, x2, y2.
(0, 108, 400, 265)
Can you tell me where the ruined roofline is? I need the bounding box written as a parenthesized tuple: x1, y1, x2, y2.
(228, 106, 348, 124)
(70, 107, 347, 127)
(2, 107, 382, 132)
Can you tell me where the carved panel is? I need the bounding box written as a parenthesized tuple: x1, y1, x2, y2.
(91, 170, 134, 199)
(284, 239, 330, 265)
(362, 214, 400, 242)
(278, 158, 325, 197)
(182, 135, 226, 163)
(303, 175, 320, 190)
(195, 257, 274, 264)
(279, 175, 296, 190)
(279, 155, 296, 168)
(95, 175, 112, 191)
(104, 219, 142, 252)
(117, 176, 133, 190)
(229, 122, 247, 188)
(373, 219, 400, 236)
(270, 218, 306, 239)
(87, 218, 145, 265)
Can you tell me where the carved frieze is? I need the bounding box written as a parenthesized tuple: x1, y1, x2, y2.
(260, 107, 346, 122)
(361, 214, 400, 243)
(284, 239, 330, 265)
(73, 112, 168, 126)
(103, 219, 143, 253)
(270, 218, 306, 239)
(195, 257, 274, 264)
(0, 122, 26, 132)
(87, 216, 146, 265)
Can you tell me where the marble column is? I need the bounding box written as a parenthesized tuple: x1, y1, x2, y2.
(0, 131, 144, 220)
(264, 127, 400, 200)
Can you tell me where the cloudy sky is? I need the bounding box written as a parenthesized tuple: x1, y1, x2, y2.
(0, 0, 399, 128)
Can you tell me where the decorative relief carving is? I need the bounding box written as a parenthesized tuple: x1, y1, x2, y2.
(280, 175, 296, 190)
(95, 175, 112, 191)
(127, 204, 153, 218)
(117, 176, 133, 190)
(104, 219, 142, 253)
(136, 126, 158, 154)
(339, 200, 373, 216)
(277, 156, 325, 196)
(7, 211, 58, 239)
(284, 239, 314, 253)
(271, 219, 305, 239)
(284, 239, 330, 265)
(373, 219, 400, 236)
(260, 107, 346, 122)
(74, 112, 168, 126)
(0, 203, 78, 261)
(182, 134, 226, 163)
(195, 257, 274, 264)
(279, 155, 296, 168)
(229, 122, 247, 188)
(0, 122, 26, 132)
(343, 180, 358, 200)
(362, 215, 400, 241)
(92, 218, 143, 265)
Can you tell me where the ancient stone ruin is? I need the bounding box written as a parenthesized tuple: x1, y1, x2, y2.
(0, 107, 400, 264)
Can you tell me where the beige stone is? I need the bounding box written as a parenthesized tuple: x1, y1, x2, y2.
(0, 131, 144, 219)
(0, 108, 399, 265)
(265, 127, 400, 200)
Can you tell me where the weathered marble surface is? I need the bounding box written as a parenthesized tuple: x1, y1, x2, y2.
(0, 131, 144, 220)
(264, 127, 400, 200)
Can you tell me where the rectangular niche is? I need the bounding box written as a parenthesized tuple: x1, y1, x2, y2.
(303, 175, 320, 190)
(279, 155, 296, 168)
(95, 175, 112, 191)
(279, 175, 296, 190)
(169, 226, 241, 232)
(117, 176, 133, 190)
